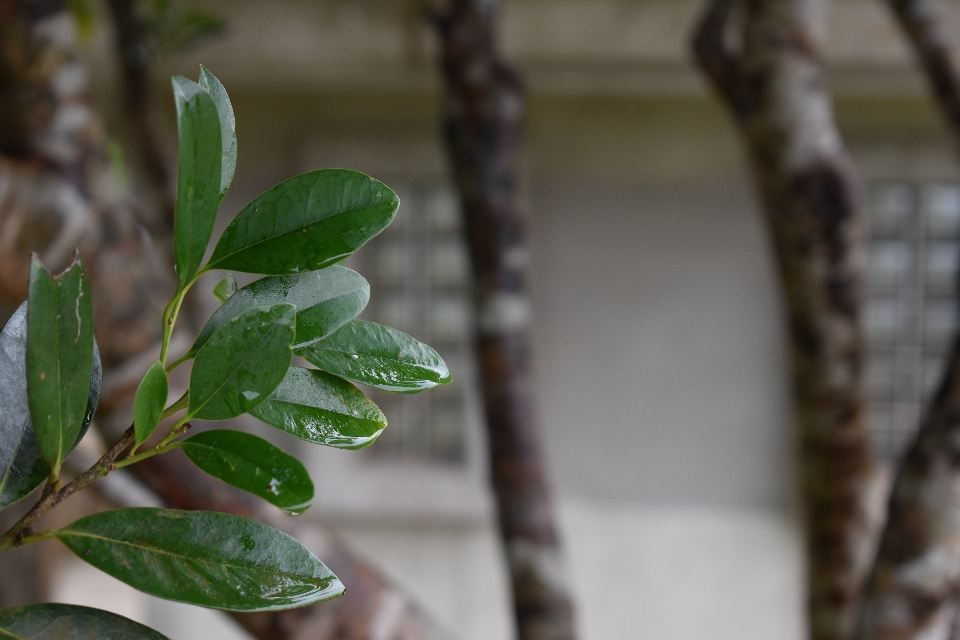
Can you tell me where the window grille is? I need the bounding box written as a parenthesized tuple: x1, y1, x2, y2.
(865, 182, 960, 460)
(347, 181, 476, 464)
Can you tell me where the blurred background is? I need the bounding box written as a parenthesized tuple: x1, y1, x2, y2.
(3, 1, 960, 639)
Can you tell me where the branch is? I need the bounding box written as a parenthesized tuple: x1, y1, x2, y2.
(691, 0, 749, 123)
(692, 2, 877, 639)
(432, 2, 577, 640)
(856, 1, 960, 637)
(887, 0, 960, 144)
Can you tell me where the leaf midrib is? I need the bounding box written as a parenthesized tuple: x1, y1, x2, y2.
(208, 200, 392, 269)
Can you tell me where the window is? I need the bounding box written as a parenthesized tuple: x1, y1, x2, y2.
(866, 182, 960, 460)
(347, 181, 477, 464)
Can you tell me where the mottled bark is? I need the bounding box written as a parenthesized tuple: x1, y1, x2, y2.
(0, 2, 454, 638)
(693, 2, 876, 639)
(856, 1, 960, 638)
(432, 3, 576, 640)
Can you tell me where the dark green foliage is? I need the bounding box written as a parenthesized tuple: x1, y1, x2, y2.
(187, 303, 295, 420)
(0, 67, 448, 636)
(26, 255, 94, 474)
(56, 508, 342, 611)
(298, 320, 451, 393)
(207, 169, 398, 275)
(134, 361, 168, 447)
(189, 267, 368, 356)
(0, 603, 170, 639)
(0, 303, 101, 508)
(180, 430, 313, 513)
(172, 75, 221, 287)
(250, 367, 387, 449)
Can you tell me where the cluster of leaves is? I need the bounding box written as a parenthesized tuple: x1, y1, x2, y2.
(0, 67, 449, 638)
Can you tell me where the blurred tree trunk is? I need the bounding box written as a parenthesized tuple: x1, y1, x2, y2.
(692, 2, 877, 639)
(856, 1, 960, 638)
(103, 0, 175, 229)
(432, 3, 577, 640)
(0, 2, 454, 638)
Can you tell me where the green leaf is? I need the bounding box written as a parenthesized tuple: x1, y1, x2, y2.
(0, 302, 101, 509)
(188, 303, 295, 421)
(198, 65, 236, 201)
(133, 361, 168, 447)
(190, 267, 368, 357)
(172, 75, 222, 287)
(212, 273, 238, 304)
(180, 430, 313, 514)
(207, 169, 399, 275)
(0, 603, 170, 639)
(26, 255, 94, 474)
(250, 367, 386, 450)
(56, 508, 343, 612)
(298, 320, 451, 393)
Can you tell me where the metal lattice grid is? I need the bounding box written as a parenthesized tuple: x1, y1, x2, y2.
(865, 182, 960, 460)
(347, 181, 475, 464)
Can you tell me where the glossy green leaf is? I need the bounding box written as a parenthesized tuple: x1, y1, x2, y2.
(172, 75, 221, 287)
(207, 169, 399, 275)
(188, 303, 295, 421)
(26, 255, 94, 473)
(212, 273, 238, 304)
(0, 603, 170, 639)
(180, 430, 313, 514)
(298, 320, 451, 393)
(198, 65, 236, 201)
(250, 367, 386, 450)
(134, 361, 168, 447)
(190, 267, 368, 357)
(0, 302, 101, 509)
(56, 508, 343, 611)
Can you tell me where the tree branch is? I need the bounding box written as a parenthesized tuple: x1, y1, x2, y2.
(691, 0, 749, 122)
(432, 2, 577, 640)
(856, 1, 960, 637)
(692, 2, 877, 638)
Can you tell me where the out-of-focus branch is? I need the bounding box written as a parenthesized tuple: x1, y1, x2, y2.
(692, 2, 877, 639)
(104, 0, 175, 228)
(432, 2, 577, 640)
(0, 2, 456, 638)
(856, 1, 960, 638)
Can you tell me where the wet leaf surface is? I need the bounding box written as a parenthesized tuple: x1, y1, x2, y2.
(134, 361, 168, 447)
(198, 65, 236, 201)
(172, 75, 221, 287)
(0, 603, 170, 639)
(180, 429, 313, 514)
(0, 302, 101, 508)
(251, 367, 386, 449)
(56, 508, 343, 611)
(298, 320, 450, 393)
(188, 304, 295, 421)
(207, 169, 398, 275)
(26, 256, 94, 472)
(190, 267, 368, 356)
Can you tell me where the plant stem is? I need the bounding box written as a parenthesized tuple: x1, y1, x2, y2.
(160, 390, 189, 422)
(0, 427, 136, 552)
(158, 270, 205, 366)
